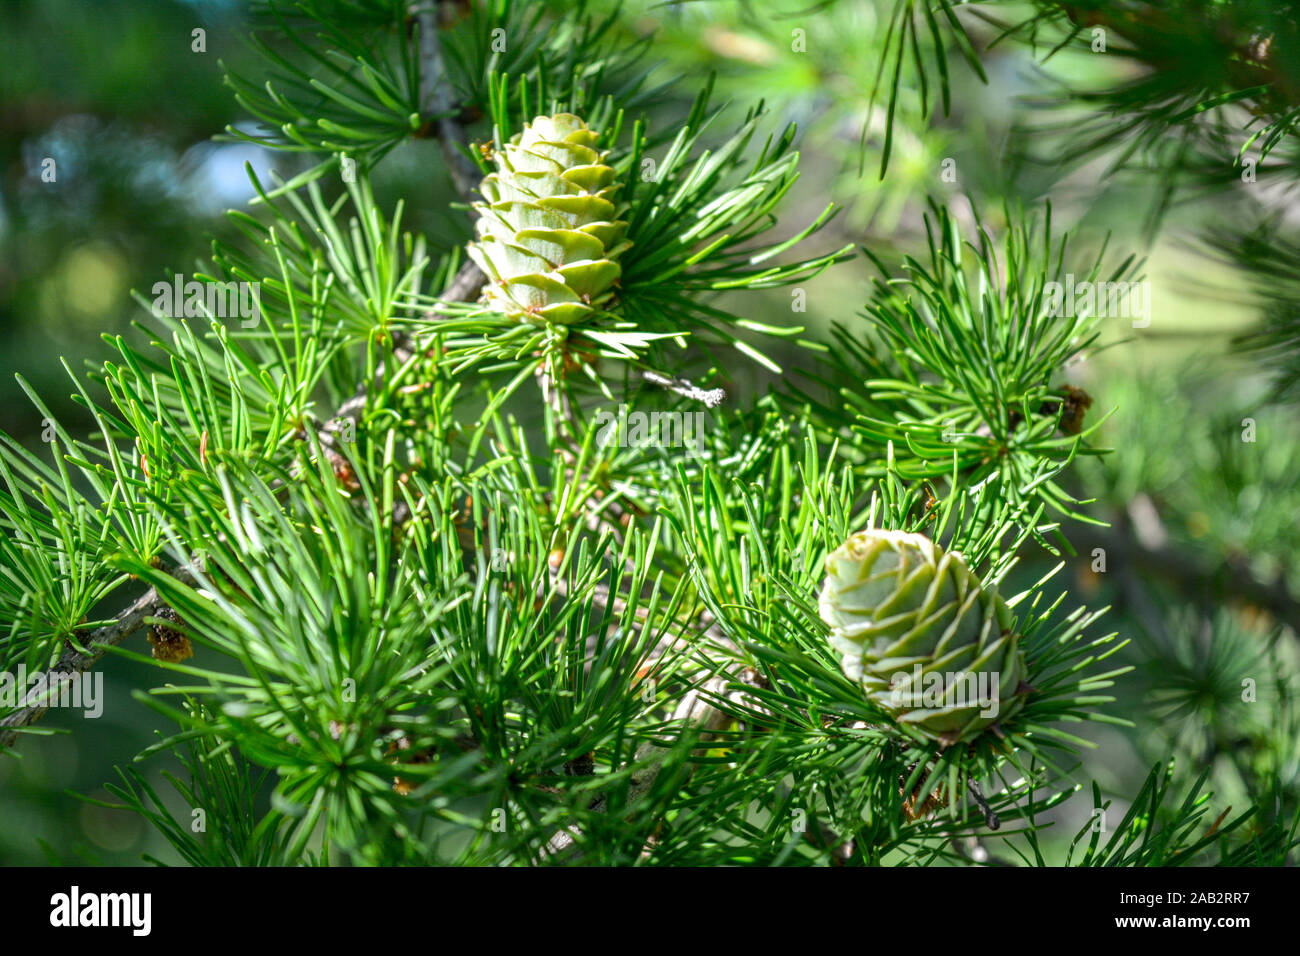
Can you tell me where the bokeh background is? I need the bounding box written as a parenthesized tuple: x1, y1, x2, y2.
(1, 0, 1295, 864)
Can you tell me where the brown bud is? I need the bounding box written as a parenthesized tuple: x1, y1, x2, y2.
(389, 737, 433, 796)
(1056, 385, 1093, 436)
(901, 781, 947, 821)
(147, 607, 194, 664)
(328, 451, 362, 492)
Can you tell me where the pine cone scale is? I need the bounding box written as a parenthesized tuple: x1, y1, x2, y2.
(468, 113, 629, 325)
(819, 529, 1025, 744)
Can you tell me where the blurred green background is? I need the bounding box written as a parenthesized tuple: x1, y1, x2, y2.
(2, 0, 1295, 864)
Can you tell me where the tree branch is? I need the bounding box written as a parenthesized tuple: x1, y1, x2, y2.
(641, 370, 727, 407)
(2, 260, 485, 754)
(1067, 510, 1300, 635)
(414, 1, 480, 202)
(0, 565, 196, 752)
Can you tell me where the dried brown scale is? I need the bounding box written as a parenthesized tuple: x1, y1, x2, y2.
(388, 735, 435, 796)
(327, 450, 362, 493)
(564, 753, 595, 777)
(1054, 384, 1094, 436)
(901, 779, 947, 822)
(147, 606, 194, 664)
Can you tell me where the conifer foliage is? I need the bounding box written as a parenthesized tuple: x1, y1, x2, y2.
(2, 0, 1298, 868)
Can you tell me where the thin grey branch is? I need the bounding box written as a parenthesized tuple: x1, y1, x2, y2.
(414, 2, 480, 202)
(1067, 509, 1300, 634)
(437, 259, 487, 305)
(0, 565, 196, 752)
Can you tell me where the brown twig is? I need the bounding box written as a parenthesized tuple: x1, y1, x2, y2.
(0, 565, 197, 752)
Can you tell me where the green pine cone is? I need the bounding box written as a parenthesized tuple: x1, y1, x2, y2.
(818, 529, 1026, 745)
(466, 113, 631, 325)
